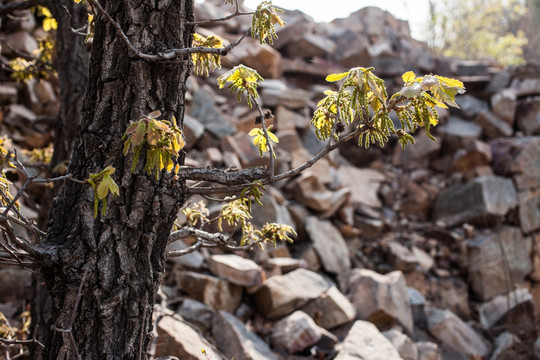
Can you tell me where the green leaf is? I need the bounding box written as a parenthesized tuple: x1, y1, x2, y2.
(96, 174, 119, 200)
(131, 122, 147, 146)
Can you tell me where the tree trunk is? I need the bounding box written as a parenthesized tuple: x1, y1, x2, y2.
(40, 1, 194, 359)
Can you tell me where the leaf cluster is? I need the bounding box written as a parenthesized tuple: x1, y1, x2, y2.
(218, 65, 263, 108)
(86, 166, 119, 218)
(183, 200, 210, 227)
(248, 125, 278, 157)
(123, 111, 185, 179)
(191, 33, 224, 76)
(0, 138, 19, 210)
(37, 6, 58, 32)
(251, 1, 285, 44)
(8, 39, 55, 82)
(313, 67, 465, 149)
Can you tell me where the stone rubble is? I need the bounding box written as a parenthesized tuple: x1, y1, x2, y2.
(2, 0, 540, 359)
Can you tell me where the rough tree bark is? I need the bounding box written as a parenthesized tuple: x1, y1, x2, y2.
(39, 1, 194, 359)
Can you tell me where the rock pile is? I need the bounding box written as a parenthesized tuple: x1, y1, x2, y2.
(1, 0, 540, 359)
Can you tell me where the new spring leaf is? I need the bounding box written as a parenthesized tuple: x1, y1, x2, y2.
(218, 65, 263, 108)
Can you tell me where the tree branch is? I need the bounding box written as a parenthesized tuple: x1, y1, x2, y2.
(178, 166, 269, 185)
(87, 0, 249, 61)
(188, 0, 253, 26)
(0, 0, 42, 16)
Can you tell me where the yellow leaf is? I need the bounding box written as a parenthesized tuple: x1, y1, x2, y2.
(326, 72, 349, 82)
(97, 174, 119, 200)
(323, 90, 337, 96)
(43, 18, 57, 32)
(248, 128, 260, 136)
(271, 13, 286, 27)
(402, 71, 416, 84)
(103, 166, 116, 176)
(268, 131, 279, 143)
(435, 75, 464, 89)
(147, 122, 160, 145)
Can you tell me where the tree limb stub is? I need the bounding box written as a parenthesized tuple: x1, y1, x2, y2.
(180, 166, 270, 185)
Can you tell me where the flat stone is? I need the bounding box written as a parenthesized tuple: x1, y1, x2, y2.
(284, 33, 337, 59)
(451, 139, 492, 173)
(454, 95, 490, 120)
(2, 31, 38, 56)
(490, 332, 524, 360)
(253, 268, 331, 319)
(305, 217, 350, 275)
(208, 254, 265, 287)
(275, 106, 309, 131)
(436, 117, 482, 152)
(392, 131, 442, 169)
(479, 288, 536, 339)
(387, 240, 419, 272)
(182, 115, 205, 150)
(167, 240, 204, 269)
(491, 137, 540, 189)
(466, 227, 532, 301)
(288, 173, 350, 213)
(212, 310, 279, 360)
(337, 166, 386, 208)
(261, 87, 311, 109)
(426, 308, 491, 357)
(433, 176, 517, 227)
(491, 89, 517, 125)
(516, 97, 540, 135)
(475, 110, 513, 139)
(191, 89, 235, 138)
(300, 286, 356, 330)
(263, 257, 307, 276)
(343, 269, 413, 333)
(273, 13, 315, 50)
(417, 342, 442, 360)
(177, 299, 214, 332)
(241, 43, 282, 79)
(0, 84, 18, 104)
(383, 329, 419, 360)
(334, 320, 402, 360)
(330, 29, 372, 68)
(270, 311, 324, 354)
(176, 271, 242, 312)
(155, 315, 226, 360)
(518, 188, 540, 234)
(408, 287, 427, 329)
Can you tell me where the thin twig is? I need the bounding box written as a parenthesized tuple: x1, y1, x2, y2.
(188, 0, 253, 26)
(0, 337, 45, 349)
(251, 96, 276, 178)
(87, 0, 249, 61)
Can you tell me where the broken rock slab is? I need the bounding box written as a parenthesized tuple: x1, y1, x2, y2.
(270, 311, 324, 354)
(212, 310, 279, 360)
(300, 286, 356, 330)
(433, 175, 517, 227)
(305, 217, 351, 275)
(426, 307, 491, 358)
(491, 136, 540, 190)
(417, 342, 442, 360)
(334, 320, 402, 360)
(383, 329, 418, 360)
(479, 288, 536, 340)
(253, 268, 331, 319)
(176, 271, 242, 313)
(337, 166, 386, 209)
(475, 110, 514, 140)
(155, 315, 226, 360)
(342, 269, 413, 333)
(466, 226, 533, 301)
(177, 299, 214, 333)
(207, 254, 265, 287)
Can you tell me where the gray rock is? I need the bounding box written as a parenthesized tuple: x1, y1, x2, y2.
(490, 332, 523, 360)
(167, 240, 204, 269)
(408, 287, 427, 329)
(426, 308, 491, 357)
(191, 89, 235, 138)
(253, 268, 331, 319)
(343, 269, 413, 333)
(176, 271, 242, 312)
(387, 241, 419, 272)
(383, 329, 419, 360)
(213, 310, 279, 360)
(155, 315, 226, 360)
(183, 115, 205, 150)
(337, 166, 386, 208)
(284, 33, 337, 59)
(334, 320, 402, 360)
(305, 217, 350, 275)
(454, 95, 490, 120)
(301, 286, 356, 330)
(270, 311, 323, 354)
(436, 117, 482, 152)
(417, 342, 442, 360)
(490, 137, 540, 190)
(466, 227, 533, 301)
(208, 254, 265, 287)
(476, 110, 514, 140)
(491, 89, 517, 125)
(433, 176, 517, 227)
(479, 288, 536, 340)
(516, 97, 540, 135)
(177, 299, 214, 332)
(518, 187, 540, 234)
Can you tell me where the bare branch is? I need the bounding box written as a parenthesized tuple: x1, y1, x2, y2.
(188, 0, 253, 27)
(169, 227, 228, 245)
(0, 337, 45, 349)
(179, 166, 269, 185)
(87, 0, 249, 61)
(252, 97, 276, 178)
(0, 0, 42, 16)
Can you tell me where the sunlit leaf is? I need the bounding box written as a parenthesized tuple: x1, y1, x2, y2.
(402, 71, 416, 84)
(326, 72, 349, 82)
